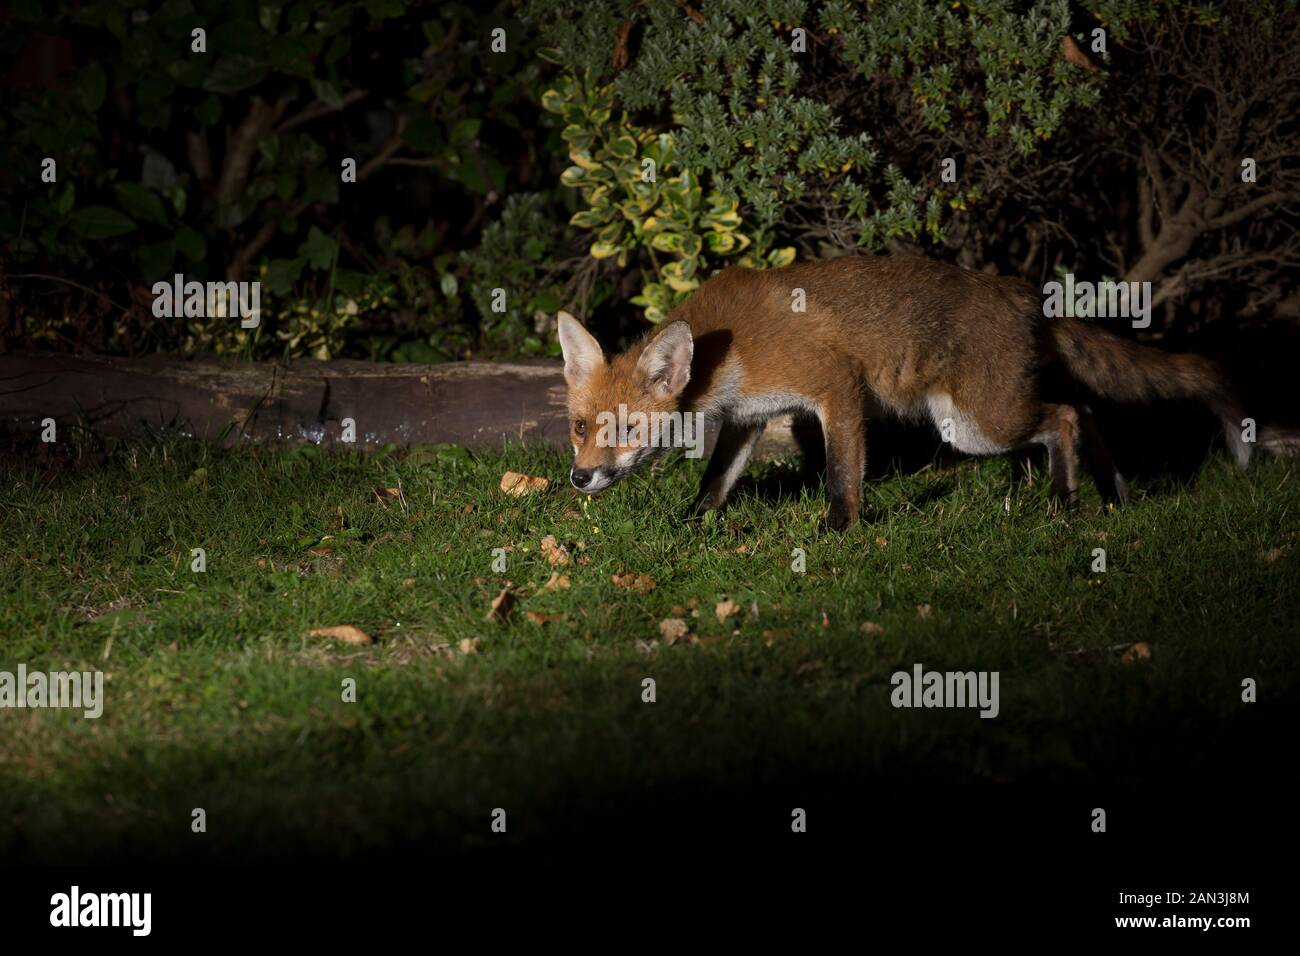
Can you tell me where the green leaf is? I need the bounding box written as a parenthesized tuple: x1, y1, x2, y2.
(135, 239, 176, 281)
(52, 184, 76, 217)
(569, 208, 611, 229)
(650, 232, 684, 253)
(311, 78, 345, 111)
(569, 149, 602, 172)
(176, 227, 207, 262)
(264, 257, 306, 296)
(662, 260, 699, 293)
(299, 226, 338, 270)
(605, 135, 638, 160)
(202, 55, 269, 94)
(141, 152, 178, 191)
(421, 20, 446, 47)
(530, 290, 562, 313)
(401, 115, 440, 153)
(767, 247, 796, 268)
(366, 0, 403, 20)
(561, 124, 595, 152)
(459, 155, 504, 194)
(541, 89, 566, 114)
(78, 64, 106, 112)
(194, 95, 222, 126)
(114, 183, 168, 226)
(451, 118, 482, 144)
(68, 206, 137, 239)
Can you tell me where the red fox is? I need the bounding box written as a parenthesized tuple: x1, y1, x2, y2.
(558, 256, 1288, 530)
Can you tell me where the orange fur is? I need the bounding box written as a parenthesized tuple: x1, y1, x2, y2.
(559, 255, 1252, 529)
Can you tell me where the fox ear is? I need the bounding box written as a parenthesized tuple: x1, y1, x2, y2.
(637, 320, 693, 400)
(557, 311, 603, 387)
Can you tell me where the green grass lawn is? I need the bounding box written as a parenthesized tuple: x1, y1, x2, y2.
(1, 437, 1296, 864)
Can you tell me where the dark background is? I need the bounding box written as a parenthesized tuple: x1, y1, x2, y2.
(0, 0, 1295, 934)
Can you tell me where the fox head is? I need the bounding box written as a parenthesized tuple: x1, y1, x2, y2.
(557, 310, 694, 493)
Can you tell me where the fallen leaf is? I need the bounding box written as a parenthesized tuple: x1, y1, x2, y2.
(1121, 641, 1152, 663)
(374, 487, 402, 506)
(821, 610, 830, 628)
(659, 618, 690, 645)
(540, 535, 571, 566)
(875, 536, 888, 550)
(715, 599, 741, 625)
(612, 571, 656, 591)
(525, 611, 566, 625)
(459, 637, 480, 655)
(401, 578, 416, 586)
(1263, 547, 1283, 562)
(735, 543, 750, 554)
(485, 588, 515, 622)
(308, 625, 373, 645)
(544, 572, 571, 592)
(859, 621, 885, 635)
(762, 628, 792, 646)
(916, 604, 933, 620)
(500, 471, 549, 497)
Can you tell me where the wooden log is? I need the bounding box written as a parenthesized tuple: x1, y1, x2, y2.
(0, 350, 801, 457)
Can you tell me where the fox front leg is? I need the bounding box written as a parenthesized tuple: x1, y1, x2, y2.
(692, 421, 764, 516)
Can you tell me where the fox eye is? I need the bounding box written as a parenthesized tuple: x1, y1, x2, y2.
(573, 419, 587, 438)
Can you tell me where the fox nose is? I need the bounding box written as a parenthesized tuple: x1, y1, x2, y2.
(571, 468, 593, 489)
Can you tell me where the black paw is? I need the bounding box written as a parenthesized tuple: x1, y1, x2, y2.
(826, 503, 856, 532)
(690, 492, 724, 518)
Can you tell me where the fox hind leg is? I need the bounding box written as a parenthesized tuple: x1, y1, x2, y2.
(1031, 403, 1082, 511)
(1076, 404, 1130, 505)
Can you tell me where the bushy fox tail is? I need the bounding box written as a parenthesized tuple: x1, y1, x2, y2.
(1048, 315, 1252, 468)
